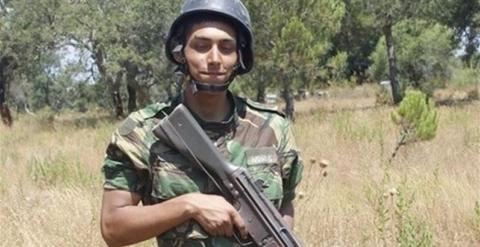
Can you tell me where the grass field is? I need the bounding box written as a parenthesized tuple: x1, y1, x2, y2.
(0, 85, 479, 246)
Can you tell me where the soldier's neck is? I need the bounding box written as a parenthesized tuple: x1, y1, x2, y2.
(183, 87, 231, 123)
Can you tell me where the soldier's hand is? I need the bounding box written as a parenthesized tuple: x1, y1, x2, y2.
(181, 193, 248, 238)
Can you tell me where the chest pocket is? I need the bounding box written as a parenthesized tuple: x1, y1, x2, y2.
(148, 142, 215, 201)
(245, 147, 284, 208)
(148, 142, 235, 244)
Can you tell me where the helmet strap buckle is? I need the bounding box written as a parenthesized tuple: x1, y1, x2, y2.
(237, 48, 246, 71)
(189, 78, 233, 95)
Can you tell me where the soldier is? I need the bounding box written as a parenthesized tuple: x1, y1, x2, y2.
(100, 0, 303, 246)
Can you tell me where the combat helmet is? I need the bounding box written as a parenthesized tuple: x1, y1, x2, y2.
(165, 0, 254, 77)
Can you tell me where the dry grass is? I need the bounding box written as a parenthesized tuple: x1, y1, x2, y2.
(294, 85, 480, 246)
(0, 111, 115, 247)
(0, 85, 479, 246)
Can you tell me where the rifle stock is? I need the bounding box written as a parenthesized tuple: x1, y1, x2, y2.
(153, 104, 303, 247)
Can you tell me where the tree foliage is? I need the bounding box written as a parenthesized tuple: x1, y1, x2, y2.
(61, 0, 180, 116)
(0, 0, 478, 124)
(359, 0, 436, 104)
(0, 0, 69, 126)
(370, 21, 455, 95)
(332, 0, 381, 82)
(242, 0, 345, 109)
(426, 0, 480, 67)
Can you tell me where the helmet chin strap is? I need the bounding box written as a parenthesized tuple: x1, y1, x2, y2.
(189, 79, 231, 94)
(189, 73, 235, 94)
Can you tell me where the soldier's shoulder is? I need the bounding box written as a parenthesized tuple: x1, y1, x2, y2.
(237, 96, 286, 119)
(117, 101, 172, 136)
(136, 102, 171, 119)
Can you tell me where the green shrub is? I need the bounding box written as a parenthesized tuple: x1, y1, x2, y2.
(328, 52, 350, 85)
(375, 187, 390, 244)
(391, 90, 438, 143)
(395, 188, 434, 247)
(389, 90, 438, 162)
(368, 177, 434, 246)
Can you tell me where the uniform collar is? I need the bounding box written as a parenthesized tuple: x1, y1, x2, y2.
(171, 91, 241, 139)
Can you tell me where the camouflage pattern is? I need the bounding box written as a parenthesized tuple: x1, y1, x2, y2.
(102, 92, 303, 247)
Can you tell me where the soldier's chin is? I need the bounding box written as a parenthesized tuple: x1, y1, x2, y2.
(199, 75, 228, 84)
(195, 88, 228, 95)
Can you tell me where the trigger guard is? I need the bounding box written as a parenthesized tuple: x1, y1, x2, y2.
(233, 231, 255, 247)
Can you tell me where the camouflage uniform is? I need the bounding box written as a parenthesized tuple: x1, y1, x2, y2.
(102, 92, 303, 247)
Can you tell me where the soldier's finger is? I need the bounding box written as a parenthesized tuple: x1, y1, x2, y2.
(224, 218, 234, 237)
(230, 211, 248, 238)
(204, 223, 219, 236)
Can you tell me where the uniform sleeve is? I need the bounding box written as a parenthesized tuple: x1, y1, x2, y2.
(102, 143, 145, 194)
(278, 120, 304, 203)
(101, 115, 150, 195)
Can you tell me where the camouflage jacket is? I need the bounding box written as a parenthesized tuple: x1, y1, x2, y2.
(102, 92, 303, 247)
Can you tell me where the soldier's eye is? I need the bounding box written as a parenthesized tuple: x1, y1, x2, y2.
(220, 44, 235, 54)
(192, 41, 211, 53)
(219, 41, 236, 54)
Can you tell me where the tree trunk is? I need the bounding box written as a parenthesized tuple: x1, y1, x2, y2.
(281, 84, 295, 121)
(0, 75, 12, 126)
(166, 83, 174, 101)
(125, 62, 138, 113)
(0, 104, 13, 127)
(256, 82, 266, 103)
(93, 44, 124, 118)
(45, 78, 50, 107)
(124, 61, 150, 112)
(112, 70, 124, 118)
(137, 85, 150, 108)
(127, 84, 136, 113)
(0, 66, 6, 107)
(256, 74, 266, 103)
(464, 27, 478, 67)
(383, 18, 403, 104)
(0, 56, 15, 127)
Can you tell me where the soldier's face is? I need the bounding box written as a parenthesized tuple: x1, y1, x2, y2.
(184, 21, 238, 84)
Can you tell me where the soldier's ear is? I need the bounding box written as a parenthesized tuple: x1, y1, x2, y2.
(172, 44, 186, 64)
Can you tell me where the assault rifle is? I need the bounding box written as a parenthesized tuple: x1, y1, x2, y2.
(153, 104, 303, 247)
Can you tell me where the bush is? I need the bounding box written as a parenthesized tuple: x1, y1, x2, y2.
(391, 90, 438, 143)
(369, 179, 434, 246)
(389, 90, 438, 162)
(395, 188, 434, 247)
(327, 52, 350, 84)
